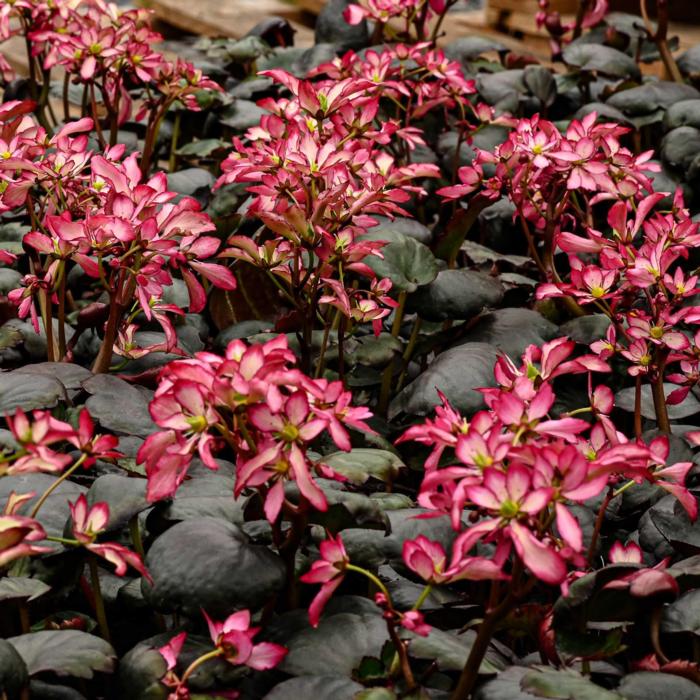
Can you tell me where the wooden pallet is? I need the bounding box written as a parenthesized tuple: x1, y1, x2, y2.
(487, 0, 579, 22)
(142, 0, 315, 46)
(292, 0, 700, 58)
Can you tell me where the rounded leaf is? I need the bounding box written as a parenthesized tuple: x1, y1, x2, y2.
(360, 230, 439, 293)
(7, 631, 115, 679)
(389, 343, 499, 419)
(607, 82, 700, 116)
(323, 449, 405, 485)
(87, 475, 149, 531)
(264, 676, 364, 700)
(143, 517, 285, 616)
(563, 43, 640, 79)
(618, 672, 700, 700)
(408, 270, 503, 322)
(0, 639, 28, 700)
(0, 371, 64, 413)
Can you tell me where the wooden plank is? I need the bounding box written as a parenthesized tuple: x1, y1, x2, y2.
(294, 0, 325, 13)
(2, 35, 31, 76)
(487, 0, 578, 16)
(142, 0, 315, 46)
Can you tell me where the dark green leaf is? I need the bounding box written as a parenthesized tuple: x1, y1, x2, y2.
(87, 475, 149, 531)
(607, 82, 700, 116)
(563, 44, 640, 79)
(0, 371, 65, 413)
(661, 126, 700, 172)
(8, 631, 115, 679)
(279, 609, 388, 677)
(454, 308, 559, 360)
(83, 374, 154, 436)
(360, 231, 438, 293)
(390, 343, 498, 418)
(264, 676, 364, 700)
(615, 383, 700, 420)
(408, 628, 502, 673)
(177, 139, 228, 157)
(664, 99, 700, 129)
(0, 639, 28, 700)
(143, 517, 285, 616)
(520, 667, 622, 699)
(323, 449, 405, 485)
(407, 270, 503, 322)
(523, 65, 557, 106)
(347, 334, 402, 368)
(0, 577, 50, 603)
(618, 672, 700, 700)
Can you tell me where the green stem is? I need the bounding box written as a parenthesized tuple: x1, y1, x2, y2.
(613, 479, 637, 498)
(651, 351, 670, 433)
(450, 581, 521, 700)
(180, 648, 224, 686)
(92, 291, 122, 374)
(39, 287, 56, 363)
(315, 321, 332, 378)
(30, 455, 87, 518)
(412, 584, 433, 611)
(62, 73, 71, 123)
(168, 111, 181, 173)
(46, 536, 79, 545)
(346, 563, 391, 600)
(18, 601, 30, 634)
(129, 515, 145, 559)
(378, 292, 408, 416)
(57, 264, 67, 360)
(279, 504, 309, 610)
(387, 618, 416, 690)
(586, 486, 613, 567)
(397, 316, 422, 392)
(634, 375, 642, 439)
(89, 556, 111, 643)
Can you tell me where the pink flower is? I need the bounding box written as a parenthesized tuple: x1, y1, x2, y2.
(403, 535, 503, 585)
(300, 534, 349, 627)
(609, 541, 643, 564)
(69, 495, 150, 580)
(400, 610, 431, 636)
(203, 609, 287, 670)
(0, 493, 51, 567)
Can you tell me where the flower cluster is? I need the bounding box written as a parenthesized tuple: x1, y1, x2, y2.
(1, 0, 220, 150)
(218, 45, 496, 352)
(343, 0, 451, 43)
(536, 0, 609, 57)
(217, 65, 442, 343)
(138, 335, 373, 520)
(159, 608, 287, 700)
(439, 112, 658, 289)
(399, 337, 696, 586)
(3, 117, 235, 366)
(0, 407, 147, 579)
(440, 111, 655, 217)
(68, 494, 150, 578)
(309, 42, 482, 125)
(537, 188, 700, 424)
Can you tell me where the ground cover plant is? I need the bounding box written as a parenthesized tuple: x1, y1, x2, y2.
(5, 0, 700, 697)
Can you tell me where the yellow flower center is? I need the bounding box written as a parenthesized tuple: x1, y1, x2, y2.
(499, 499, 520, 519)
(186, 415, 208, 432)
(279, 423, 300, 442)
